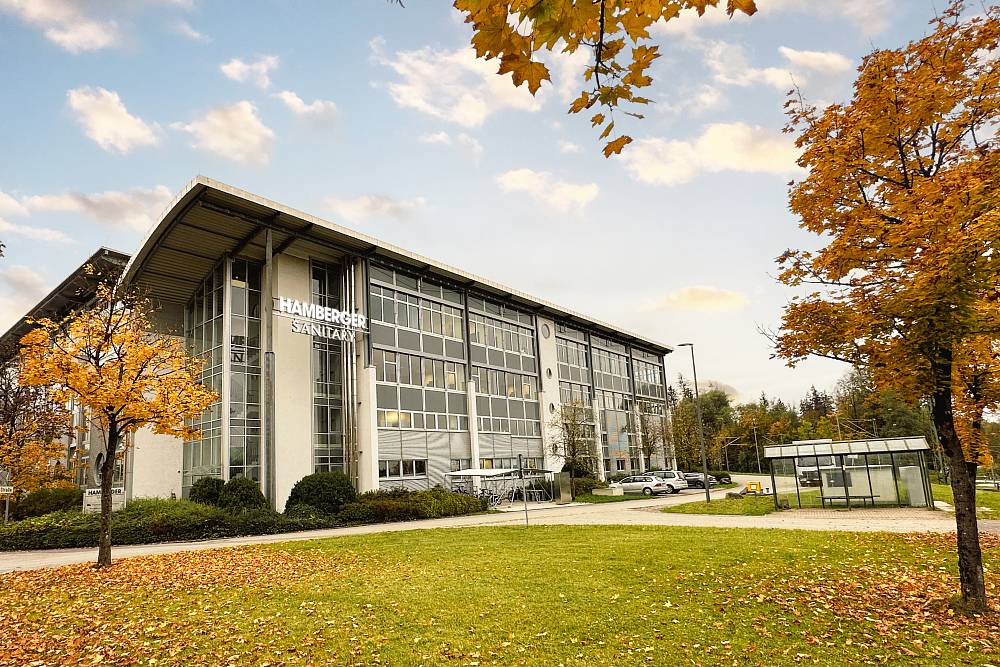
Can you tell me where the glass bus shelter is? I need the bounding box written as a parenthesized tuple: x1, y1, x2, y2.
(764, 437, 934, 510)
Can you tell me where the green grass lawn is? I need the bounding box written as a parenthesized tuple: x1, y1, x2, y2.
(662, 494, 778, 516)
(2, 526, 997, 666)
(931, 482, 1000, 519)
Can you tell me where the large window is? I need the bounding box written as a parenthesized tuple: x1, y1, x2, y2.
(182, 262, 224, 493)
(470, 365, 541, 436)
(312, 262, 344, 473)
(633, 357, 665, 399)
(228, 259, 262, 482)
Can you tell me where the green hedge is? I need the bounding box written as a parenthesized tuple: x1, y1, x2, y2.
(286, 472, 356, 516)
(10, 487, 83, 521)
(0, 487, 487, 552)
(338, 487, 486, 524)
(188, 477, 225, 506)
(570, 477, 607, 495)
(0, 499, 337, 551)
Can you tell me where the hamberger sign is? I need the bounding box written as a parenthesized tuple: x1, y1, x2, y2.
(277, 296, 367, 341)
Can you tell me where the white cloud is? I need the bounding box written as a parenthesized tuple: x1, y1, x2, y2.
(496, 169, 598, 213)
(220, 55, 280, 89)
(325, 195, 426, 224)
(619, 122, 801, 187)
(273, 91, 337, 124)
(548, 47, 591, 103)
(418, 131, 452, 145)
(777, 46, 852, 76)
(0, 265, 48, 293)
(558, 140, 581, 154)
(23, 185, 172, 232)
(0, 191, 27, 217)
(656, 0, 891, 38)
(0, 264, 51, 333)
(174, 102, 274, 165)
(643, 286, 749, 312)
(370, 36, 541, 127)
(704, 40, 793, 90)
(661, 83, 727, 116)
(418, 131, 483, 160)
(0, 0, 121, 52)
(174, 19, 209, 42)
(0, 217, 72, 243)
(0, 0, 198, 53)
(66, 87, 159, 154)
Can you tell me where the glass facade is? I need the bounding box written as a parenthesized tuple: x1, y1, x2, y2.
(228, 259, 262, 481)
(183, 262, 225, 493)
(312, 262, 345, 472)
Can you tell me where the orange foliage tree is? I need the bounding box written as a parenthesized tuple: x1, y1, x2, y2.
(774, 3, 1000, 611)
(0, 352, 71, 494)
(455, 0, 757, 156)
(19, 276, 218, 567)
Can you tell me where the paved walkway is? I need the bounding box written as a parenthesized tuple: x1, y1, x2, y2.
(2, 482, 996, 574)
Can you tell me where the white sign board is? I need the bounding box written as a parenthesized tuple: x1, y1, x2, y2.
(83, 487, 126, 514)
(0, 486, 13, 497)
(275, 296, 368, 342)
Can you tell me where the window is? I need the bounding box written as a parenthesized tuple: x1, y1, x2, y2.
(378, 459, 428, 479)
(312, 262, 344, 473)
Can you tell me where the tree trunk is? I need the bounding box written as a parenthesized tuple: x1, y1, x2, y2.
(932, 374, 987, 612)
(96, 425, 118, 568)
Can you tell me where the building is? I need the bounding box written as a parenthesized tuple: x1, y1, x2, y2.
(1, 177, 674, 509)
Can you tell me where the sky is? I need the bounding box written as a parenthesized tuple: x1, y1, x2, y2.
(0, 0, 948, 405)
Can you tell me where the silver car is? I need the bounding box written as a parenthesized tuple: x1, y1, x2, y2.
(648, 470, 690, 493)
(615, 475, 674, 496)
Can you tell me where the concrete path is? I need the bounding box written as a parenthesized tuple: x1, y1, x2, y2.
(2, 482, 996, 574)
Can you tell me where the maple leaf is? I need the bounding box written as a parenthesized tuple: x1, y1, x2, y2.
(498, 53, 550, 95)
(603, 135, 632, 157)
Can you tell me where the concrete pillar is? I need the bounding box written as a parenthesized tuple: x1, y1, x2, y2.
(593, 404, 606, 482)
(356, 364, 379, 493)
(634, 408, 646, 473)
(467, 378, 481, 492)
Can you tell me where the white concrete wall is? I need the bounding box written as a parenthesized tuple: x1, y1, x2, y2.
(128, 428, 183, 499)
(271, 252, 314, 511)
(536, 316, 562, 472)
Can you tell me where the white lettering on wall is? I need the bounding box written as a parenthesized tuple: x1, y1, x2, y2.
(278, 295, 367, 342)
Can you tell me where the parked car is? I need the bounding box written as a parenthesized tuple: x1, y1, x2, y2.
(683, 472, 718, 489)
(648, 470, 689, 493)
(611, 475, 676, 496)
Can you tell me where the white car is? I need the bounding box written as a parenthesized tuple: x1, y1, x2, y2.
(648, 470, 689, 493)
(613, 474, 679, 496)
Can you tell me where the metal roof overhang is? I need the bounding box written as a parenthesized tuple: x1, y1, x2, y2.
(763, 437, 931, 459)
(122, 176, 674, 355)
(0, 247, 130, 356)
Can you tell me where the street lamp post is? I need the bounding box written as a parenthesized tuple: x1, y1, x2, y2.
(678, 343, 711, 503)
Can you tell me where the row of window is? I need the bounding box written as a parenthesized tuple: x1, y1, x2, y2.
(468, 313, 535, 355)
(377, 410, 470, 431)
(374, 349, 466, 390)
(633, 359, 666, 399)
(379, 458, 428, 479)
(559, 381, 593, 410)
(479, 457, 543, 470)
(478, 416, 542, 437)
(469, 366, 538, 400)
(369, 285, 465, 340)
(370, 265, 464, 305)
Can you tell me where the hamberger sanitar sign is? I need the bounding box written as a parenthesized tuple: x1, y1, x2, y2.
(277, 296, 367, 341)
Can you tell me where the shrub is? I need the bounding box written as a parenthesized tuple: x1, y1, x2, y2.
(709, 471, 734, 484)
(286, 472, 357, 516)
(188, 477, 225, 506)
(11, 486, 83, 521)
(571, 477, 607, 495)
(0, 498, 340, 551)
(284, 503, 325, 520)
(339, 487, 485, 525)
(219, 476, 269, 512)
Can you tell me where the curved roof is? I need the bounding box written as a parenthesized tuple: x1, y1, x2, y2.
(764, 437, 930, 459)
(123, 176, 673, 355)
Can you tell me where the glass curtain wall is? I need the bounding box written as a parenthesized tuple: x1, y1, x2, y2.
(228, 259, 262, 481)
(182, 262, 224, 494)
(593, 337, 636, 473)
(311, 262, 345, 472)
(633, 349, 667, 469)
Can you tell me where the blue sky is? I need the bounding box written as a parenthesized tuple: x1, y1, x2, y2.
(0, 0, 943, 403)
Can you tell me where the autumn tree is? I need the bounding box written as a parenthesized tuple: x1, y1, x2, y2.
(19, 276, 217, 567)
(455, 0, 757, 155)
(0, 351, 71, 494)
(774, 3, 1000, 610)
(637, 408, 669, 469)
(548, 401, 597, 497)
